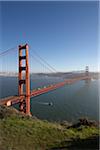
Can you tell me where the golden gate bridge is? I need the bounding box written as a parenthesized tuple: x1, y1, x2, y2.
(0, 44, 91, 115)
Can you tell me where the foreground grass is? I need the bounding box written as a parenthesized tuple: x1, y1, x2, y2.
(0, 106, 99, 150)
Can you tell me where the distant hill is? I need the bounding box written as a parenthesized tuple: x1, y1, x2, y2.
(0, 71, 100, 80)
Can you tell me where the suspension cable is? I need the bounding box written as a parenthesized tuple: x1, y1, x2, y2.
(0, 46, 17, 57)
(30, 52, 55, 74)
(29, 45, 58, 73)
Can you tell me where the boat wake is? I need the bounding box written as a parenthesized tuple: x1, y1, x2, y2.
(36, 102, 53, 106)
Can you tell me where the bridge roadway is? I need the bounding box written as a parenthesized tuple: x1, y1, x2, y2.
(0, 76, 91, 106)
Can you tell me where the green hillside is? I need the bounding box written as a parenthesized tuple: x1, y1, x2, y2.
(0, 106, 99, 150)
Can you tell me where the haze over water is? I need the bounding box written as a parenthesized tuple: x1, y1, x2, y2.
(0, 76, 99, 122)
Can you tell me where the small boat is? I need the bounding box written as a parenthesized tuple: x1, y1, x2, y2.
(48, 102, 53, 106)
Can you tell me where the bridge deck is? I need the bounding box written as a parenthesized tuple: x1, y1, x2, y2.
(0, 76, 91, 106)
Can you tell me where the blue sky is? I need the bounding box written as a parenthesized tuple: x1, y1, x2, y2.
(0, 1, 99, 72)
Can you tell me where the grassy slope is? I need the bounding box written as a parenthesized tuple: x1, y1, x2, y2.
(0, 106, 99, 150)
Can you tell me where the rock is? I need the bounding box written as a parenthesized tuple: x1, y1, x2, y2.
(68, 117, 98, 129)
(60, 120, 72, 128)
(79, 117, 97, 127)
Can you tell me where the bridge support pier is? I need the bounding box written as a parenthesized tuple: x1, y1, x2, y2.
(85, 66, 89, 76)
(85, 66, 91, 83)
(18, 44, 30, 115)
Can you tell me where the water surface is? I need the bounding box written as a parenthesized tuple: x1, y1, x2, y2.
(0, 76, 99, 122)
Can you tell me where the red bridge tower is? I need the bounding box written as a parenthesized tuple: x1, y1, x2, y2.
(85, 66, 89, 76)
(18, 44, 30, 115)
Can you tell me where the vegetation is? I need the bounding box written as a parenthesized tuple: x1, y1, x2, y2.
(0, 106, 99, 150)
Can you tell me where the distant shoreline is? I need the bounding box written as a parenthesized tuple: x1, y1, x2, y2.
(0, 72, 100, 79)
